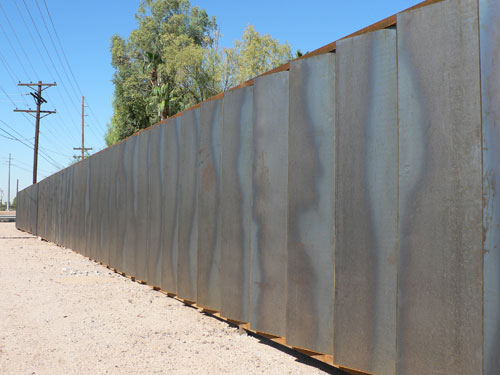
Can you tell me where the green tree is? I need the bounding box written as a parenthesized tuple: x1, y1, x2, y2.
(106, 1, 293, 146)
(106, 0, 218, 146)
(227, 25, 292, 87)
(206, 25, 292, 92)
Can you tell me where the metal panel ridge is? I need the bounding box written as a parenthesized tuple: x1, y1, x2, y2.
(250, 71, 289, 337)
(397, 0, 483, 374)
(147, 123, 166, 288)
(161, 117, 181, 294)
(335, 29, 398, 375)
(479, 0, 500, 373)
(197, 98, 223, 311)
(286, 53, 336, 356)
(220, 85, 254, 324)
(122, 135, 139, 276)
(177, 108, 200, 302)
(134, 130, 151, 282)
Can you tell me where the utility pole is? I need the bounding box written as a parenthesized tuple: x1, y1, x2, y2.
(7, 153, 11, 211)
(73, 96, 92, 160)
(16, 179, 19, 205)
(14, 81, 56, 184)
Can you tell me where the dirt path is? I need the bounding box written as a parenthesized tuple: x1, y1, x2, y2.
(0, 223, 341, 375)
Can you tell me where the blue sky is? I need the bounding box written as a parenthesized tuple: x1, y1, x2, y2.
(0, 0, 421, 203)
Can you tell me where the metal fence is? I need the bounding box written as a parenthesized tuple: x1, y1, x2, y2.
(16, 0, 499, 374)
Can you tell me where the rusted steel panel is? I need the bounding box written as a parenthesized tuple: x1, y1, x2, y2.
(197, 98, 223, 311)
(59, 168, 71, 249)
(134, 129, 151, 282)
(147, 123, 165, 287)
(160, 117, 181, 294)
(177, 108, 200, 302)
(220, 85, 253, 323)
(70, 158, 89, 256)
(286, 53, 336, 356)
(16, 183, 38, 235)
(96, 152, 108, 265)
(37, 177, 52, 241)
(112, 141, 128, 273)
(334, 29, 397, 375)
(397, 1, 483, 374)
(103, 143, 123, 270)
(101, 149, 114, 267)
(14, 189, 25, 231)
(58, 169, 70, 247)
(122, 135, 139, 276)
(479, 1, 500, 373)
(86, 153, 99, 261)
(250, 71, 289, 337)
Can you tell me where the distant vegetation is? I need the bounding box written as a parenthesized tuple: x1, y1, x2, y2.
(106, 0, 292, 145)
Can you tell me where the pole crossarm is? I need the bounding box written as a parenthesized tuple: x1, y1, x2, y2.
(13, 109, 56, 114)
(14, 81, 57, 184)
(17, 82, 56, 90)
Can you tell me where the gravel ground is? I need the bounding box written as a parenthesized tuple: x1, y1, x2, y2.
(0, 223, 344, 375)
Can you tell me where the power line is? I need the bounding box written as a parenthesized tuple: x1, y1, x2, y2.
(13, 0, 54, 80)
(0, 133, 18, 141)
(0, 21, 30, 79)
(35, 0, 80, 102)
(0, 17, 77, 148)
(13, 81, 58, 183)
(0, 52, 30, 107)
(0, 2, 38, 77)
(41, 0, 106, 136)
(0, 119, 59, 166)
(21, 0, 81, 117)
(41, 0, 83, 96)
(0, 122, 61, 171)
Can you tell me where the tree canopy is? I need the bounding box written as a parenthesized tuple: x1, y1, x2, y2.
(106, 0, 292, 146)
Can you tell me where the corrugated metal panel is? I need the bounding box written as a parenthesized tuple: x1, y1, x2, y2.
(479, 1, 500, 373)
(397, 1, 483, 374)
(161, 117, 181, 294)
(250, 71, 289, 337)
(286, 53, 335, 355)
(220, 86, 253, 323)
(177, 108, 200, 302)
(334, 29, 398, 375)
(147, 123, 166, 287)
(197, 98, 223, 311)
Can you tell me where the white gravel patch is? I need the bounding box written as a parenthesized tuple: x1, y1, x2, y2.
(0, 223, 341, 375)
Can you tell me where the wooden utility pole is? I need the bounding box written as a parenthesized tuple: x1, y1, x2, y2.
(14, 81, 56, 184)
(73, 96, 92, 160)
